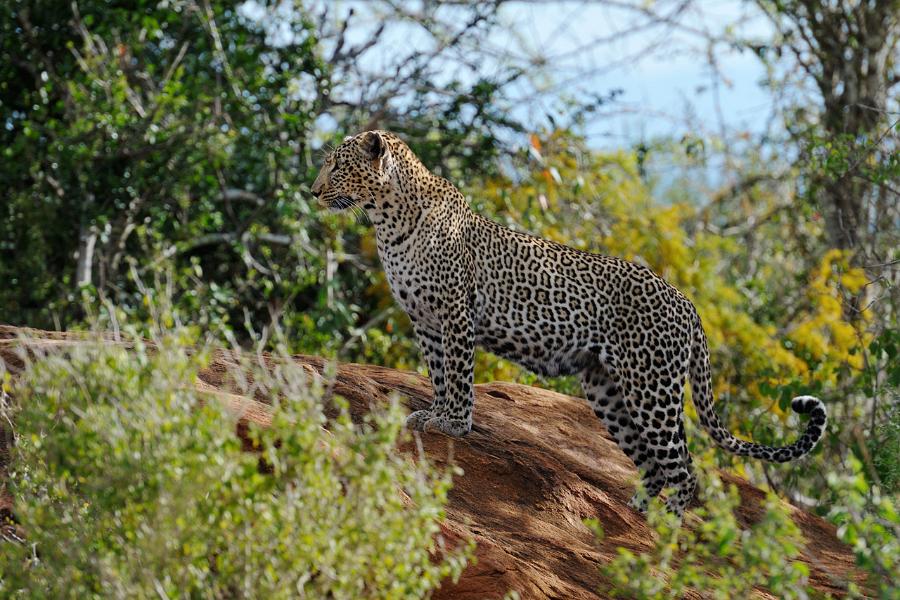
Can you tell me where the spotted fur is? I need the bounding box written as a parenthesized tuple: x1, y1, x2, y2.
(311, 130, 828, 515)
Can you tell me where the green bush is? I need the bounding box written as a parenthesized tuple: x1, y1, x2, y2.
(592, 453, 810, 599)
(0, 329, 469, 598)
(863, 328, 900, 494)
(827, 457, 900, 599)
(872, 405, 900, 494)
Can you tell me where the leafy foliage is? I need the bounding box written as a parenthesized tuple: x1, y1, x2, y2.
(826, 458, 900, 599)
(2, 0, 327, 333)
(591, 454, 810, 599)
(0, 0, 519, 355)
(0, 328, 469, 598)
(860, 328, 900, 494)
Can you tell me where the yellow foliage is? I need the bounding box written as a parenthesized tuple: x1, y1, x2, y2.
(787, 249, 869, 378)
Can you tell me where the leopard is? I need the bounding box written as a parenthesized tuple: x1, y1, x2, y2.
(310, 130, 828, 515)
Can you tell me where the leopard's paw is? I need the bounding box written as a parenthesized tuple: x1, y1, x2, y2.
(628, 492, 649, 513)
(405, 410, 434, 431)
(422, 415, 472, 437)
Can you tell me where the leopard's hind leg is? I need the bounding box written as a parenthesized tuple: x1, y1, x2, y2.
(650, 394, 697, 516)
(581, 364, 667, 511)
(611, 326, 698, 516)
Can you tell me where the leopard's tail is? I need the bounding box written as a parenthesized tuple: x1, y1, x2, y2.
(688, 316, 827, 463)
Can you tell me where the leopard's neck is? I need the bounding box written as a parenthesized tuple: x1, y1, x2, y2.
(369, 166, 474, 253)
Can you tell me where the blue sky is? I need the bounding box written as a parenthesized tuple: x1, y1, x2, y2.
(490, 1, 777, 148)
(243, 1, 780, 151)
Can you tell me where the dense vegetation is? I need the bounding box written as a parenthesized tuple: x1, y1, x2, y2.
(1, 0, 898, 597)
(0, 327, 469, 597)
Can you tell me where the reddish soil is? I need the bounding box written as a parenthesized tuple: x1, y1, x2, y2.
(0, 326, 867, 598)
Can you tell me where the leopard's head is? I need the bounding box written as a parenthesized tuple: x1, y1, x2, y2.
(311, 130, 395, 211)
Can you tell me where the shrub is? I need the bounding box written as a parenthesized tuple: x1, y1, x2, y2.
(827, 457, 900, 599)
(0, 328, 469, 598)
(591, 453, 810, 599)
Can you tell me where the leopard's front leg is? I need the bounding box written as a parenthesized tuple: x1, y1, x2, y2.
(405, 323, 448, 431)
(417, 296, 475, 437)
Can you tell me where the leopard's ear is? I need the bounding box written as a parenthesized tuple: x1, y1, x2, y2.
(361, 131, 388, 168)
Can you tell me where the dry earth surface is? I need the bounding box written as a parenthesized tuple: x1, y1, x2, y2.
(0, 326, 868, 599)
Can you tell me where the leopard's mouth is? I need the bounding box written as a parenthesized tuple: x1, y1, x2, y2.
(328, 196, 356, 211)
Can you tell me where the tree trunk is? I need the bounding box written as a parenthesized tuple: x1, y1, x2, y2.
(76, 221, 96, 288)
(814, 4, 895, 256)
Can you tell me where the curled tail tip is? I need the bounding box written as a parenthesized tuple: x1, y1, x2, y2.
(791, 395, 826, 416)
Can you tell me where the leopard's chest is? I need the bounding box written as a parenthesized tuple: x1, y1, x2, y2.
(377, 240, 443, 329)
